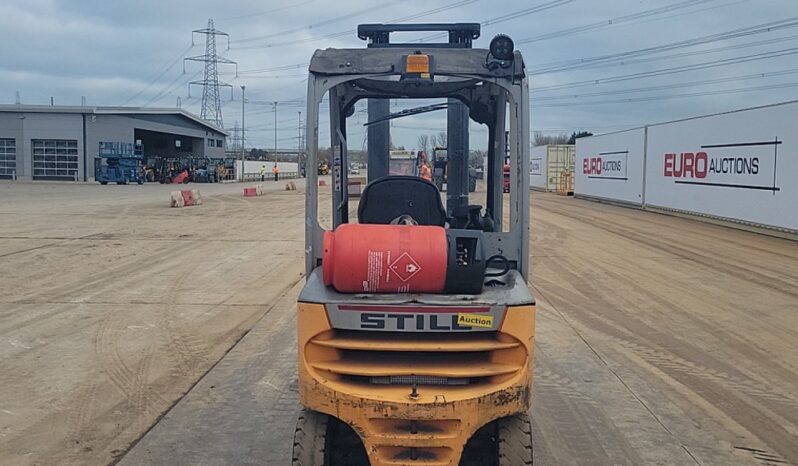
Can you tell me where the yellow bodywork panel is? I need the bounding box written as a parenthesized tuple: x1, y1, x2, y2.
(297, 302, 535, 466)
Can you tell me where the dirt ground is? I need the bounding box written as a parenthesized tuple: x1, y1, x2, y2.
(1, 181, 796, 466)
(0, 180, 306, 466)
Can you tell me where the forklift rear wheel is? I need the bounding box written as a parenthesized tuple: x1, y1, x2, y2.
(292, 409, 368, 466)
(497, 414, 533, 466)
(460, 414, 533, 466)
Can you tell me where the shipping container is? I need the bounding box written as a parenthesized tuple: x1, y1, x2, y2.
(529, 144, 575, 192)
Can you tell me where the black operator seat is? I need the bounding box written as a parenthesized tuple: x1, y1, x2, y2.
(357, 176, 446, 226)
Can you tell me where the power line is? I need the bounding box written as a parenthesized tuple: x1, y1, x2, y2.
(233, 0, 480, 50)
(530, 16, 798, 74)
(234, 0, 406, 45)
(238, 63, 310, 74)
(144, 70, 201, 107)
(220, 73, 306, 80)
(535, 33, 798, 75)
(517, 0, 720, 44)
(533, 81, 798, 108)
(532, 67, 798, 102)
(416, 0, 575, 43)
(123, 44, 194, 105)
(532, 46, 798, 92)
(218, 0, 318, 21)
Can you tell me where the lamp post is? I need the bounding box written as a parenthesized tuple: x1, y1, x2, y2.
(273, 101, 278, 164)
(298, 111, 302, 173)
(240, 85, 246, 181)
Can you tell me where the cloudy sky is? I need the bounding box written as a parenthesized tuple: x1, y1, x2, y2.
(3, 0, 798, 150)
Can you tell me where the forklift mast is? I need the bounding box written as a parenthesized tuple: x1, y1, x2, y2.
(303, 23, 529, 278)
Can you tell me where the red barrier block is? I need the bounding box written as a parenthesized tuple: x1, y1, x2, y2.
(244, 187, 258, 197)
(181, 189, 195, 206)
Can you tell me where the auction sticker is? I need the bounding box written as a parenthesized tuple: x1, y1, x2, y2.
(457, 313, 494, 329)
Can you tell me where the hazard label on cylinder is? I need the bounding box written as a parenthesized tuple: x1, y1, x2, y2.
(389, 252, 422, 282)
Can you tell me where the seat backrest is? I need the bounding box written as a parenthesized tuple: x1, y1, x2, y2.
(357, 176, 446, 226)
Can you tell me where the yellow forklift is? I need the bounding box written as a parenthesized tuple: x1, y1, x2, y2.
(295, 24, 533, 465)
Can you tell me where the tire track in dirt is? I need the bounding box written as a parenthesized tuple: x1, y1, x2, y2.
(546, 205, 798, 299)
(94, 309, 170, 410)
(112, 273, 306, 466)
(536, 259, 798, 462)
(540, 257, 798, 412)
(158, 262, 210, 380)
(0, 204, 135, 260)
(66, 369, 100, 449)
(542, 250, 798, 411)
(537, 196, 798, 261)
(198, 271, 306, 402)
(0, 243, 180, 332)
(531, 355, 645, 465)
(533, 365, 596, 405)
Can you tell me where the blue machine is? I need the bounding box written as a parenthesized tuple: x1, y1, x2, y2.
(95, 156, 144, 185)
(95, 142, 145, 185)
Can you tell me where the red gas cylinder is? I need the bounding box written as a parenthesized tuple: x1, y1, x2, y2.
(323, 224, 448, 293)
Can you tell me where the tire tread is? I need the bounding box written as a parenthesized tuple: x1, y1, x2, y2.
(292, 409, 329, 466)
(497, 414, 534, 466)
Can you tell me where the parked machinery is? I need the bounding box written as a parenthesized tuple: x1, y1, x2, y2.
(95, 142, 145, 185)
(189, 157, 222, 183)
(94, 155, 145, 185)
(156, 158, 189, 184)
(431, 146, 478, 193)
(142, 157, 158, 182)
(294, 24, 534, 466)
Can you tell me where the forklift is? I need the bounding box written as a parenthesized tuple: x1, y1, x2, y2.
(431, 146, 477, 193)
(295, 24, 533, 465)
(156, 157, 189, 184)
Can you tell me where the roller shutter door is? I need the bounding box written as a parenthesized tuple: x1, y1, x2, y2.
(0, 138, 15, 179)
(32, 139, 78, 180)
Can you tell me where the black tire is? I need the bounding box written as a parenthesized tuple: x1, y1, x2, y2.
(292, 410, 369, 466)
(137, 178, 144, 185)
(100, 181, 107, 185)
(460, 414, 533, 466)
(498, 414, 533, 466)
(292, 410, 329, 466)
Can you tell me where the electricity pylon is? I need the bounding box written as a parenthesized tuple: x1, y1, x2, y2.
(184, 19, 237, 128)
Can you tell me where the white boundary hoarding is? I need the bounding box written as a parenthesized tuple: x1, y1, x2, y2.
(573, 100, 798, 233)
(645, 103, 798, 231)
(575, 128, 645, 205)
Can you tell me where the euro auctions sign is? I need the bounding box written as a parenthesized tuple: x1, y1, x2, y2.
(582, 151, 628, 180)
(662, 139, 780, 193)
